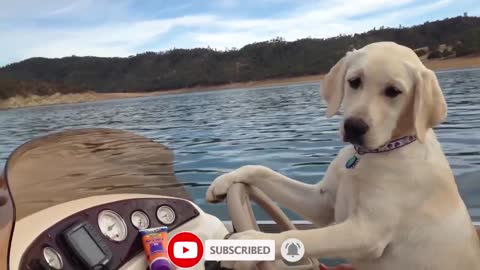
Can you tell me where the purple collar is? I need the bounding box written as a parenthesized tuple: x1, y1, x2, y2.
(354, 135, 417, 155)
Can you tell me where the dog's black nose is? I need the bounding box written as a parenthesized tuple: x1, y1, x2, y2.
(344, 118, 369, 144)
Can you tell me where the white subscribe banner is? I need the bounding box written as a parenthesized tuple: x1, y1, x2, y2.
(205, 239, 275, 261)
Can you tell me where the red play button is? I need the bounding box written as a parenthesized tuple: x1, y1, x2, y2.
(168, 231, 204, 268)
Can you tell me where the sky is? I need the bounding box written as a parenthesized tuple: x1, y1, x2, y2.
(0, 0, 479, 66)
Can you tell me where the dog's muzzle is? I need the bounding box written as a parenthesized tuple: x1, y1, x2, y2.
(343, 117, 369, 146)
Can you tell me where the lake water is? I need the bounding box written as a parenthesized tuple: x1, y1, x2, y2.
(1, 68, 479, 221)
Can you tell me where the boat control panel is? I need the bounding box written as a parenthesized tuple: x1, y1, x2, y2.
(19, 198, 199, 270)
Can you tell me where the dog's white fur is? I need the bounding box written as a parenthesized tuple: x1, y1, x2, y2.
(206, 42, 480, 269)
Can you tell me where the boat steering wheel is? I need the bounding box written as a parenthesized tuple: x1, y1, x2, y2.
(226, 183, 319, 270)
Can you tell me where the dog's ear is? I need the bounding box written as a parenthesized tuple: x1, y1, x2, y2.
(321, 54, 350, 117)
(413, 68, 448, 143)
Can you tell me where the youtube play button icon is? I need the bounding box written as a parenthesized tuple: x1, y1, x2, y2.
(173, 241, 197, 259)
(168, 231, 204, 268)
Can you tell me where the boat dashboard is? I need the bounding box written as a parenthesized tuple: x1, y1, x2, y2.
(9, 194, 229, 270)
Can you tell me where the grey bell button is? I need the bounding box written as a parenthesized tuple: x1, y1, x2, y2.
(281, 238, 305, 262)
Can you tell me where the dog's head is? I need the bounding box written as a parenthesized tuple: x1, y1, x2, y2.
(321, 41, 447, 149)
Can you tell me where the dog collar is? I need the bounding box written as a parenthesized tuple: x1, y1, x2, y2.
(354, 135, 417, 155)
(346, 135, 416, 169)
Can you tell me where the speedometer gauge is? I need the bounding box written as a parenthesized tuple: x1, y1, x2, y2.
(98, 210, 128, 241)
(43, 247, 63, 269)
(131, 210, 150, 229)
(157, 205, 176, 225)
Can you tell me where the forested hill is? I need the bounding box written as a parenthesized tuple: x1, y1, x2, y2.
(1, 15, 480, 99)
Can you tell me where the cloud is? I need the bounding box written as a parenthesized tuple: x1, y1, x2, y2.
(46, 0, 94, 16)
(0, 0, 473, 66)
(182, 0, 447, 49)
(385, 0, 453, 20)
(1, 15, 216, 61)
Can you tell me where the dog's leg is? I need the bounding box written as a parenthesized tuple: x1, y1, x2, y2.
(206, 165, 334, 226)
(282, 219, 388, 260)
(233, 218, 390, 261)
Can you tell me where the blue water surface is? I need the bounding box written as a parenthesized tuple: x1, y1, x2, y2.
(0, 69, 479, 221)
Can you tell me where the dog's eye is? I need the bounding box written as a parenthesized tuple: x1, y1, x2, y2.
(348, 77, 361, 89)
(385, 86, 402, 98)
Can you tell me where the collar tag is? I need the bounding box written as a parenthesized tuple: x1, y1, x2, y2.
(346, 155, 359, 169)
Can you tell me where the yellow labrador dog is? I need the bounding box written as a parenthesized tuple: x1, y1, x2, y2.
(206, 42, 480, 269)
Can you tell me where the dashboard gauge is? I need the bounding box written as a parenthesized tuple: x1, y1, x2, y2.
(97, 210, 128, 241)
(43, 247, 63, 269)
(131, 210, 150, 229)
(156, 205, 176, 225)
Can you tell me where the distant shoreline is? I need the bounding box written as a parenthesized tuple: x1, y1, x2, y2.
(1, 55, 479, 110)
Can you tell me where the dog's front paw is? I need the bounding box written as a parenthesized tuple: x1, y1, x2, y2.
(205, 165, 267, 203)
(205, 170, 238, 203)
(220, 230, 269, 270)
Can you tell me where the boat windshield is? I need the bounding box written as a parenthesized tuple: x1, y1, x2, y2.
(0, 128, 191, 269)
(0, 174, 14, 270)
